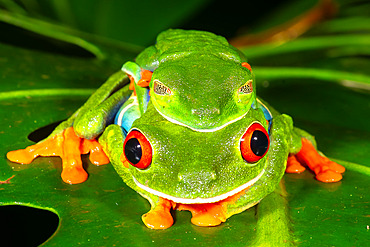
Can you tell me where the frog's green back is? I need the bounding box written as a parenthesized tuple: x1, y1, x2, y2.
(136, 29, 246, 70)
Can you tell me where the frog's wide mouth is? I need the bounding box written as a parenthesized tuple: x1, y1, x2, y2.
(132, 169, 265, 204)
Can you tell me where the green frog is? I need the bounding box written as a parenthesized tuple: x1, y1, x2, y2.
(7, 29, 345, 229)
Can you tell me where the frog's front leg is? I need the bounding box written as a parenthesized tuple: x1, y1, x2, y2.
(99, 124, 175, 229)
(286, 137, 345, 182)
(7, 126, 109, 184)
(176, 196, 239, 227)
(7, 71, 131, 184)
(141, 197, 175, 229)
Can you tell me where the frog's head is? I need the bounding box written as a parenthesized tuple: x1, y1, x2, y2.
(122, 103, 270, 204)
(133, 29, 256, 131)
(148, 56, 255, 131)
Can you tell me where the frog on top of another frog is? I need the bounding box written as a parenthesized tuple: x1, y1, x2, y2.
(7, 29, 345, 229)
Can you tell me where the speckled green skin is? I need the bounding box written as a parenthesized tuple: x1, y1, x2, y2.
(137, 30, 255, 130)
(70, 29, 310, 220)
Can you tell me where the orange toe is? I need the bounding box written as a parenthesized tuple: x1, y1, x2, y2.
(61, 166, 88, 184)
(327, 160, 345, 174)
(141, 198, 174, 229)
(7, 148, 35, 164)
(316, 170, 343, 183)
(286, 155, 306, 173)
(142, 209, 174, 229)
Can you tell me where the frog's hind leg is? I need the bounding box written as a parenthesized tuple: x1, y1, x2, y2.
(7, 71, 131, 184)
(287, 138, 345, 182)
(73, 71, 132, 139)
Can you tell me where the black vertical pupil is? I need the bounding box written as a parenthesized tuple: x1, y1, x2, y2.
(124, 138, 142, 164)
(250, 130, 268, 156)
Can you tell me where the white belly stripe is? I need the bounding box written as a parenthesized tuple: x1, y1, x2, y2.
(155, 106, 249, 133)
(133, 169, 265, 204)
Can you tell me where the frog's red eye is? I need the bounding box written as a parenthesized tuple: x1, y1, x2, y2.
(240, 122, 269, 163)
(242, 62, 252, 72)
(123, 130, 152, 169)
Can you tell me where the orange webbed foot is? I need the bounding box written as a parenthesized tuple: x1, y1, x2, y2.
(288, 138, 345, 183)
(177, 203, 226, 227)
(7, 127, 109, 184)
(141, 198, 174, 229)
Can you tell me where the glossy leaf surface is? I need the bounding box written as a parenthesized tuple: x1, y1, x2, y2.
(0, 0, 369, 246)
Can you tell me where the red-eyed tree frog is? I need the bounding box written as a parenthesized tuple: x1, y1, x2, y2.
(7, 29, 345, 229)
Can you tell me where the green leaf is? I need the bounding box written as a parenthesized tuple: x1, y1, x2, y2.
(1, 0, 211, 46)
(254, 66, 370, 88)
(0, 1, 369, 246)
(241, 34, 370, 59)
